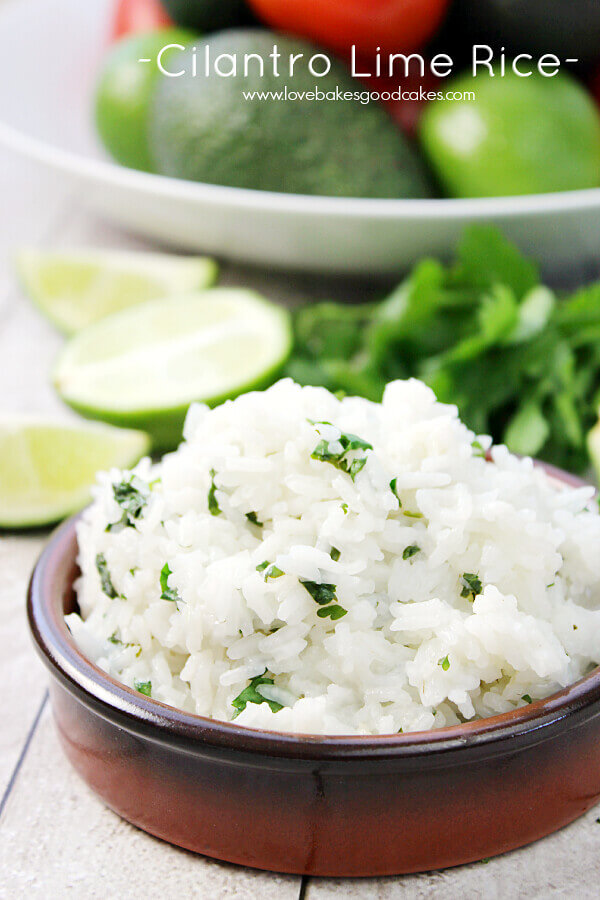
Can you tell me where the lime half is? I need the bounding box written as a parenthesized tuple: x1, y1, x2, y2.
(53, 289, 293, 450)
(17, 249, 218, 334)
(0, 418, 150, 529)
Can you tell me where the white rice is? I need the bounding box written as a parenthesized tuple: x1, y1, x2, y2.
(67, 378, 600, 735)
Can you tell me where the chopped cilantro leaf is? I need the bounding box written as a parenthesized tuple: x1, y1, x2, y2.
(439, 655, 450, 671)
(348, 457, 368, 479)
(310, 423, 372, 482)
(106, 476, 150, 531)
(231, 671, 283, 718)
(330, 546, 341, 562)
(316, 605, 347, 620)
(390, 478, 402, 505)
(460, 573, 482, 600)
(246, 511, 263, 527)
(108, 632, 122, 645)
(160, 563, 181, 603)
(341, 503, 349, 515)
(403, 510, 423, 519)
(134, 680, 152, 697)
(301, 580, 338, 606)
(403, 545, 421, 560)
(208, 468, 221, 516)
(256, 561, 284, 580)
(521, 694, 533, 704)
(95, 553, 118, 599)
(471, 440, 486, 458)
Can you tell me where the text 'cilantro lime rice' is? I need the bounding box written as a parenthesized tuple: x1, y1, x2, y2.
(67, 379, 600, 735)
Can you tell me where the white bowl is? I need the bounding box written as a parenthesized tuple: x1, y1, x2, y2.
(2, 0, 600, 275)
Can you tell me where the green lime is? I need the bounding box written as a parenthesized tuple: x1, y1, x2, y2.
(0, 418, 150, 529)
(420, 68, 600, 198)
(17, 249, 217, 335)
(95, 27, 194, 172)
(53, 289, 293, 450)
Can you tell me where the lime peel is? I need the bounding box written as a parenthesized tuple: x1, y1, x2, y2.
(0, 417, 150, 529)
(17, 249, 218, 334)
(53, 288, 293, 451)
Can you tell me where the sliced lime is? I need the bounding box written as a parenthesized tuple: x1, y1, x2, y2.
(17, 249, 218, 334)
(53, 289, 293, 450)
(0, 417, 150, 529)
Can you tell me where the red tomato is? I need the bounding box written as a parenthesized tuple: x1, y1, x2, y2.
(246, 0, 451, 58)
(112, 0, 172, 39)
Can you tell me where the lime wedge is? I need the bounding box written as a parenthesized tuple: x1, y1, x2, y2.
(0, 418, 150, 529)
(17, 249, 218, 334)
(53, 289, 293, 450)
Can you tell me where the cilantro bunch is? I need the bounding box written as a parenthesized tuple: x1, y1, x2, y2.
(288, 227, 600, 473)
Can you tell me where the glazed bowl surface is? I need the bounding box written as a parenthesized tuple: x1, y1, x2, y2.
(28, 468, 600, 876)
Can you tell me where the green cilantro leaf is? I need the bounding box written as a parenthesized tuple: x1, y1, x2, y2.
(403, 545, 421, 560)
(316, 605, 347, 620)
(231, 671, 283, 718)
(300, 580, 338, 606)
(329, 547, 341, 562)
(95, 553, 118, 599)
(208, 468, 221, 516)
(256, 561, 284, 580)
(460, 573, 482, 600)
(310, 423, 372, 482)
(106, 475, 150, 531)
(390, 478, 402, 505)
(134, 680, 152, 697)
(160, 563, 181, 602)
(246, 511, 263, 527)
(439, 655, 450, 671)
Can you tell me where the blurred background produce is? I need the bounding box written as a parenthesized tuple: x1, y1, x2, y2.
(96, 27, 194, 172)
(446, 0, 600, 68)
(148, 30, 432, 197)
(92, 0, 600, 199)
(420, 69, 600, 197)
(244, 0, 451, 58)
(160, 0, 256, 30)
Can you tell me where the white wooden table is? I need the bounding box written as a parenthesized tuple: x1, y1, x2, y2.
(1, 145, 600, 899)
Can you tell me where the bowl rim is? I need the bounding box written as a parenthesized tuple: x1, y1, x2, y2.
(4, 117, 600, 222)
(27, 464, 600, 763)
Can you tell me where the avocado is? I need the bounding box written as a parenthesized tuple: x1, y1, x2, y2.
(148, 30, 432, 198)
(160, 0, 254, 31)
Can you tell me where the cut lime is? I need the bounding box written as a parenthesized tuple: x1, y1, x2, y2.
(95, 28, 194, 173)
(17, 249, 218, 334)
(53, 289, 293, 450)
(0, 418, 150, 529)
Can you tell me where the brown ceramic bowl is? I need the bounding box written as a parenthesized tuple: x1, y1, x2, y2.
(27, 469, 600, 877)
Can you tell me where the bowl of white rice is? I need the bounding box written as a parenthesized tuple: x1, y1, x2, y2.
(28, 378, 600, 876)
